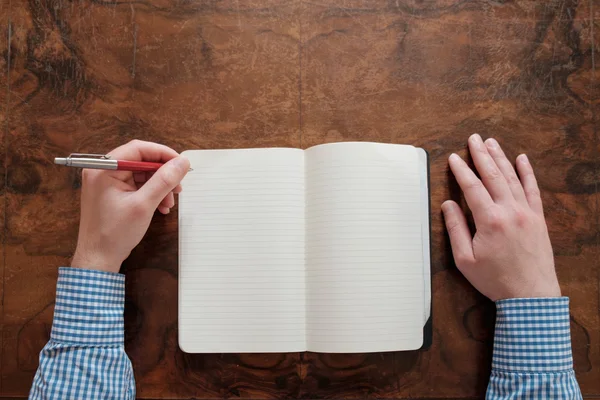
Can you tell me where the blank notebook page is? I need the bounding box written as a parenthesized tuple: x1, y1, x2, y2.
(178, 149, 306, 353)
(305, 143, 424, 353)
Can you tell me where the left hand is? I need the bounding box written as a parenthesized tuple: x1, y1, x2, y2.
(71, 140, 190, 273)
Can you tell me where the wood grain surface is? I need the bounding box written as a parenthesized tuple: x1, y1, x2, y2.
(1, 0, 599, 398)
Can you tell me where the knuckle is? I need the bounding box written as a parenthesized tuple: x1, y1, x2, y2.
(488, 215, 504, 230)
(485, 206, 506, 230)
(506, 173, 521, 186)
(81, 168, 91, 181)
(128, 139, 146, 149)
(475, 145, 489, 155)
(81, 168, 99, 183)
(446, 220, 462, 235)
(158, 169, 176, 190)
(485, 167, 503, 181)
(464, 179, 483, 191)
(454, 252, 471, 267)
(525, 187, 541, 198)
(130, 198, 150, 216)
(521, 167, 534, 176)
(512, 208, 530, 227)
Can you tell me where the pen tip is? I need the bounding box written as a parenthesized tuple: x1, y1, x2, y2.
(54, 157, 67, 166)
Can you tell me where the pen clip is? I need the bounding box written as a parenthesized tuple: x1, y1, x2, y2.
(68, 153, 111, 160)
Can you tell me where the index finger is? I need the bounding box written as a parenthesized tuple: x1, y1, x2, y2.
(468, 134, 512, 203)
(448, 153, 494, 217)
(107, 139, 179, 162)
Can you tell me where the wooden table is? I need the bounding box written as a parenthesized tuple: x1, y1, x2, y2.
(1, 0, 598, 398)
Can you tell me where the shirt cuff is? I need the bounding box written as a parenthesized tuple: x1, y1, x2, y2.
(50, 267, 125, 345)
(492, 297, 573, 373)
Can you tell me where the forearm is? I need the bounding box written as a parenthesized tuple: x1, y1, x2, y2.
(486, 297, 582, 399)
(29, 267, 135, 400)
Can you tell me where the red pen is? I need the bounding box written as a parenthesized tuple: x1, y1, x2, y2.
(54, 153, 193, 172)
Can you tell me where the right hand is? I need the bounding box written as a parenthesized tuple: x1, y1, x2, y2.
(441, 134, 561, 301)
(71, 140, 190, 273)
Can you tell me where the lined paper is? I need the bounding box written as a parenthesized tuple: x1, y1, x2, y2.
(178, 149, 306, 353)
(178, 144, 429, 353)
(305, 143, 424, 352)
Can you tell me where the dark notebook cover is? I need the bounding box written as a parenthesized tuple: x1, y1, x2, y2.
(422, 149, 433, 350)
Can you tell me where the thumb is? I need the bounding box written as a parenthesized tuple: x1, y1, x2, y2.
(441, 200, 475, 269)
(137, 156, 190, 207)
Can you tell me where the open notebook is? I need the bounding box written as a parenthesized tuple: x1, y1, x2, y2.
(178, 142, 431, 353)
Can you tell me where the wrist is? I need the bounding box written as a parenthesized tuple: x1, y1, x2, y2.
(72, 248, 122, 273)
(496, 281, 561, 301)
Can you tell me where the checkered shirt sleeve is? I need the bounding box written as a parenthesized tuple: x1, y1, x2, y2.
(29, 267, 135, 400)
(28, 268, 582, 399)
(487, 297, 582, 399)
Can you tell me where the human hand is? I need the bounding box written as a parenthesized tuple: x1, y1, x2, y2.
(441, 134, 561, 301)
(71, 140, 190, 273)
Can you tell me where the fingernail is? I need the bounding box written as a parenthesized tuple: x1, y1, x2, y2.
(468, 135, 482, 150)
(486, 138, 499, 149)
(470, 133, 483, 143)
(441, 201, 451, 212)
(449, 153, 460, 162)
(519, 154, 529, 164)
(173, 156, 190, 170)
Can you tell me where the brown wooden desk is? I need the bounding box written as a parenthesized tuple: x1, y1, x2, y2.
(1, 0, 598, 398)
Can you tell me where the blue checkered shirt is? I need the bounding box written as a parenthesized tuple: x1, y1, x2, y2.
(29, 267, 582, 399)
(487, 297, 582, 399)
(29, 268, 135, 399)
